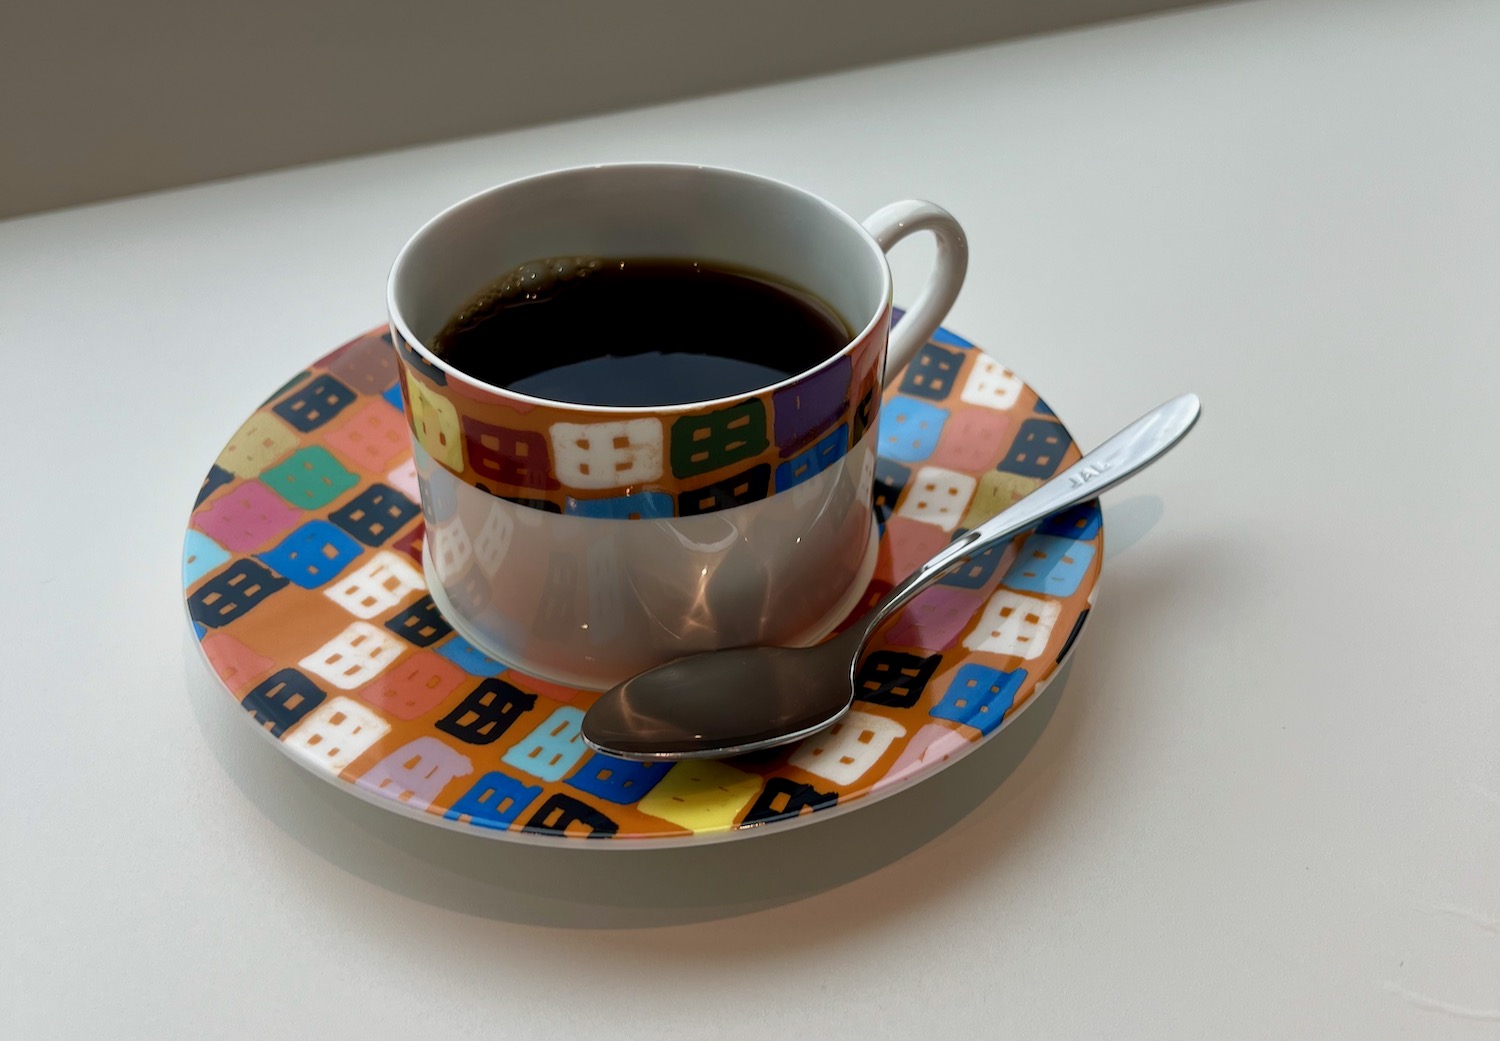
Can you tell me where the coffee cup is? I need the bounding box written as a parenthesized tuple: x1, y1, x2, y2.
(388, 162, 966, 689)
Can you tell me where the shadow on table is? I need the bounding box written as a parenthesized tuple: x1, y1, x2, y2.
(183, 495, 1160, 930)
(1101, 494, 1163, 561)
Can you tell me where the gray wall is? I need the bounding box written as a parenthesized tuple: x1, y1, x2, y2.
(2, 0, 1213, 219)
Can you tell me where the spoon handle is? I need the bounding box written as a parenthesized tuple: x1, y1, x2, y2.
(857, 392, 1201, 638)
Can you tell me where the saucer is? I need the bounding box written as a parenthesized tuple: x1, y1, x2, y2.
(184, 323, 1102, 846)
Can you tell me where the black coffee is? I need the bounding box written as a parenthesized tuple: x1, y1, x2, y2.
(430, 257, 851, 406)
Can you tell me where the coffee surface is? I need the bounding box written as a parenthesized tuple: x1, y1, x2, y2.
(430, 257, 851, 406)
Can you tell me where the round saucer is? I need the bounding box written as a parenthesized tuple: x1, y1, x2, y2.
(184, 324, 1102, 846)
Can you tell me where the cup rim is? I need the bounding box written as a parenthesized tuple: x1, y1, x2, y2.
(386, 161, 894, 416)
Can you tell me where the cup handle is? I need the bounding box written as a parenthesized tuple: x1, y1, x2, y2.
(863, 201, 969, 387)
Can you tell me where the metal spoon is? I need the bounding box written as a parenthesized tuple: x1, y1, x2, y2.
(581, 393, 1201, 761)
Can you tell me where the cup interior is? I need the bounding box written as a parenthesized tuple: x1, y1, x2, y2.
(388, 164, 890, 401)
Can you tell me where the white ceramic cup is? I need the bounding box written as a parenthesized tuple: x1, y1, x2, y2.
(388, 163, 966, 689)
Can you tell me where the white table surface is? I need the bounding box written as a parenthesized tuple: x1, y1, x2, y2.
(3, 0, 1497, 1037)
